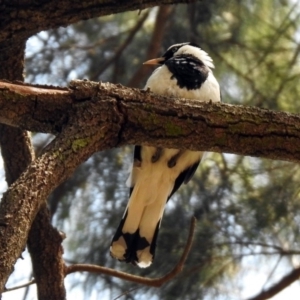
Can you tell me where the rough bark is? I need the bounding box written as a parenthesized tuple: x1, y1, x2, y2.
(0, 39, 31, 185)
(1, 80, 300, 163)
(0, 81, 71, 133)
(0, 19, 66, 300)
(0, 126, 34, 183)
(27, 204, 66, 300)
(0, 81, 122, 291)
(0, 37, 39, 297)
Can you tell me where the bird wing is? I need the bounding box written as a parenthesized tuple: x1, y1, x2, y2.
(110, 146, 202, 267)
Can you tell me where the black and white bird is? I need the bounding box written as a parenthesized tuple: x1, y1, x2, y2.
(110, 42, 220, 268)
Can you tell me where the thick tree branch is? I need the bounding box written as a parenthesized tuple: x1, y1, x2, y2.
(1, 78, 299, 292)
(0, 0, 199, 43)
(0, 81, 70, 132)
(1, 78, 299, 294)
(0, 31, 67, 299)
(27, 204, 66, 300)
(0, 85, 122, 291)
(0, 39, 37, 295)
(1, 80, 300, 163)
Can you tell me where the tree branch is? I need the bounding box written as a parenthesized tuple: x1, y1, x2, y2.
(0, 83, 123, 291)
(3, 279, 36, 293)
(0, 37, 39, 297)
(66, 217, 196, 287)
(0, 28, 67, 299)
(1, 80, 300, 163)
(90, 9, 150, 81)
(1, 78, 300, 292)
(27, 204, 66, 300)
(128, 5, 174, 87)
(2, 216, 195, 294)
(0, 0, 199, 43)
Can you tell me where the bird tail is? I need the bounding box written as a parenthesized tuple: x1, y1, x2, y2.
(110, 178, 172, 268)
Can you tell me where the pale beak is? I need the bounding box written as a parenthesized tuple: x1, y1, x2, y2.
(143, 57, 165, 65)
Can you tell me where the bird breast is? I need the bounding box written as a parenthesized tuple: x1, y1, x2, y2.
(145, 65, 220, 102)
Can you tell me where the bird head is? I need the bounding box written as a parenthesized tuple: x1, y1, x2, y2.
(143, 42, 215, 70)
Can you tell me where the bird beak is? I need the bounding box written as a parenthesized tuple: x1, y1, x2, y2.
(143, 57, 165, 65)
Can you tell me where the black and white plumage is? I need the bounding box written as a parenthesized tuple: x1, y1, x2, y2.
(110, 42, 220, 268)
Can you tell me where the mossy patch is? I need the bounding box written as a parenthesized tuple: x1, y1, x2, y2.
(72, 138, 90, 152)
(165, 121, 183, 136)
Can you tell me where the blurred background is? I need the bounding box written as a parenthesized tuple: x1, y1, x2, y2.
(2, 0, 300, 299)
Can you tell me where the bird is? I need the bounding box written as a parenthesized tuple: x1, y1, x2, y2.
(110, 42, 221, 268)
